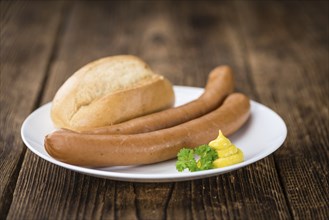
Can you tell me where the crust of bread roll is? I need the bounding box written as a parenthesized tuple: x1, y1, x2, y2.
(50, 55, 175, 131)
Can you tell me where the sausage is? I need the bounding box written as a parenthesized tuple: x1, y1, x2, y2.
(45, 93, 250, 167)
(81, 65, 234, 135)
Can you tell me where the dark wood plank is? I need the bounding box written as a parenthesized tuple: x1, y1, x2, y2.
(236, 0, 329, 219)
(133, 182, 174, 219)
(0, 1, 67, 218)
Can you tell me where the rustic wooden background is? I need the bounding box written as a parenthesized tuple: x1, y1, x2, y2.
(1, 1, 328, 219)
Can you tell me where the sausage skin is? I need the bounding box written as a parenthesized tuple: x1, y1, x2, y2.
(45, 93, 250, 167)
(81, 65, 234, 135)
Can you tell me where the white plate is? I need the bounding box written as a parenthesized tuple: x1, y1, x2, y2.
(21, 86, 287, 182)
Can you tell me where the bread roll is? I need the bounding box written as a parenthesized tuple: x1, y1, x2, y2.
(50, 55, 175, 132)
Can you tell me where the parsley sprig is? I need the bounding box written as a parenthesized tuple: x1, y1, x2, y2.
(176, 145, 218, 172)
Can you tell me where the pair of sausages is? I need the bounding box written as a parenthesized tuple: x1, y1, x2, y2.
(45, 66, 251, 167)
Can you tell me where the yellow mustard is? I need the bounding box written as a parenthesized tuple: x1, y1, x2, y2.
(209, 130, 244, 168)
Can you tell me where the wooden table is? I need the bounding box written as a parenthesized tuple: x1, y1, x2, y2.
(1, 1, 328, 219)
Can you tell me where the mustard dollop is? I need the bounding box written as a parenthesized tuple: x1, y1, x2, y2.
(209, 130, 244, 168)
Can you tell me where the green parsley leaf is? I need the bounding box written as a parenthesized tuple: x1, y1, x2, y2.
(176, 145, 218, 172)
(176, 148, 197, 172)
(195, 145, 218, 171)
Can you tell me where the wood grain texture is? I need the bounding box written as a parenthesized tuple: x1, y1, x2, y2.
(0, 1, 67, 218)
(236, 0, 329, 218)
(8, 1, 291, 219)
(1, 0, 328, 219)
